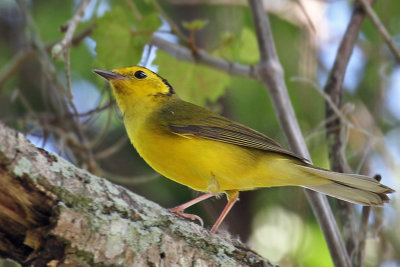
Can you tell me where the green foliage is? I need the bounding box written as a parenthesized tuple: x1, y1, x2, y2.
(154, 51, 230, 106)
(69, 45, 95, 81)
(362, 0, 400, 44)
(226, 76, 276, 136)
(32, 1, 73, 42)
(182, 19, 209, 31)
(92, 6, 161, 70)
(216, 27, 260, 65)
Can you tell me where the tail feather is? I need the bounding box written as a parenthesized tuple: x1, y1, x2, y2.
(297, 165, 394, 206)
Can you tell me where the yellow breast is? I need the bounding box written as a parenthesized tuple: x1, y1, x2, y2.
(125, 116, 268, 193)
(123, 111, 328, 194)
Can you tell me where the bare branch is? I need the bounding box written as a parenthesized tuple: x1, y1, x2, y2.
(323, 1, 371, 261)
(15, 0, 97, 171)
(75, 100, 115, 118)
(45, 23, 95, 50)
(150, 0, 190, 43)
(53, 0, 92, 59)
(358, 0, 400, 63)
(355, 206, 371, 267)
(54, 0, 92, 115)
(151, 36, 258, 78)
(53, 0, 92, 123)
(354, 174, 382, 267)
(248, 1, 351, 266)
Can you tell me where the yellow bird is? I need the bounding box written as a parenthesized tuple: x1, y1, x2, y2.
(94, 66, 394, 233)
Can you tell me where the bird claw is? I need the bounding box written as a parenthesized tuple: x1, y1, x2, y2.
(168, 207, 204, 227)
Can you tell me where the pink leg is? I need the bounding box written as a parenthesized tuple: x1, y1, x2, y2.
(169, 192, 215, 226)
(210, 190, 239, 233)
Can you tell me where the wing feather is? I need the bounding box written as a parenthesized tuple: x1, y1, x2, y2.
(157, 99, 307, 162)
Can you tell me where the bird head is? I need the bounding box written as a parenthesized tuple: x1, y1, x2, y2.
(93, 66, 175, 115)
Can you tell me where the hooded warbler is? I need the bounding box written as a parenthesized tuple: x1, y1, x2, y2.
(94, 66, 394, 233)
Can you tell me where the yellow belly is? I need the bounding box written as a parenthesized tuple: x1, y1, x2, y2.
(125, 119, 328, 194)
(137, 134, 258, 192)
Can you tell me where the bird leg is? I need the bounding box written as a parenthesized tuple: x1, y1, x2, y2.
(169, 192, 215, 227)
(210, 190, 239, 233)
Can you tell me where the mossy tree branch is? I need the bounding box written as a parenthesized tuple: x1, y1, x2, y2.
(0, 121, 275, 267)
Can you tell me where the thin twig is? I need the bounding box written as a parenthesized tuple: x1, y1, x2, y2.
(56, 0, 97, 171)
(355, 143, 372, 174)
(63, 49, 73, 100)
(96, 168, 162, 186)
(16, 0, 97, 171)
(76, 101, 115, 118)
(0, 50, 35, 91)
(16, 0, 66, 115)
(10, 101, 114, 127)
(94, 136, 129, 160)
(88, 99, 113, 149)
(45, 24, 96, 50)
(323, 0, 371, 261)
(56, 0, 92, 116)
(356, 206, 371, 267)
(358, 0, 400, 63)
(151, 36, 257, 78)
(53, 0, 92, 59)
(305, 113, 338, 141)
(0, 24, 93, 97)
(149, 0, 190, 43)
(247, 1, 351, 266)
(304, 103, 363, 143)
(293, 77, 379, 139)
(126, 0, 142, 21)
(354, 174, 382, 267)
(16, 88, 39, 122)
(293, 0, 316, 34)
(55, 0, 92, 124)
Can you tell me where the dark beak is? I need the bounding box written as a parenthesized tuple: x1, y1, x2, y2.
(93, 69, 127, 80)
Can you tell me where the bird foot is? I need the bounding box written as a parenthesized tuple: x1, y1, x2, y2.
(168, 207, 204, 227)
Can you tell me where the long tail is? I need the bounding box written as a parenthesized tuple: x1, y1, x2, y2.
(296, 165, 395, 206)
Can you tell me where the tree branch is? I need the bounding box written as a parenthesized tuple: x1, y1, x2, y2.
(323, 0, 371, 262)
(248, 0, 351, 266)
(150, 36, 258, 78)
(355, 204, 372, 267)
(0, 50, 35, 92)
(16, 0, 98, 172)
(0, 121, 275, 267)
(358, 0, 400, 63)
(53, 0, 91, 59)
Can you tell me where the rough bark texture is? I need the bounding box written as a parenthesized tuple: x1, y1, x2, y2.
(0, 121, 276, 267)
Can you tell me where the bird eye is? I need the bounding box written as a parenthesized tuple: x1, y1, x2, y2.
(134, 71, 147, 79)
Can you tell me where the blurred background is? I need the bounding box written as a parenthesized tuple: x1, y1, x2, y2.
(0, 0, 399, 266)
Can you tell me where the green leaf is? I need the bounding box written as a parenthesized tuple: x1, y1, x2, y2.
(235, 27, 260, 64)
(32, 1, 73, 42)
(182, 19, 209, 31)
(92, 6, 161, 70)
(215, 27, 259, 65)
(154, 51, 230, 106)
